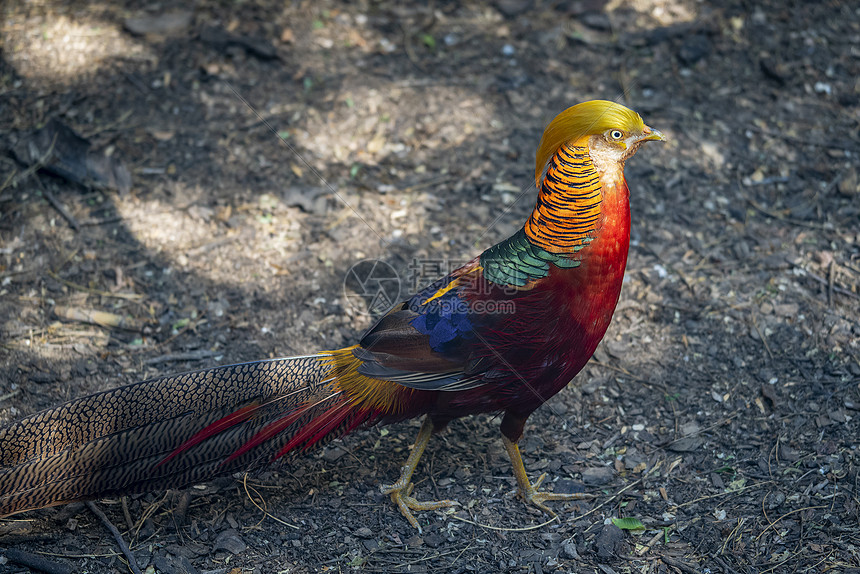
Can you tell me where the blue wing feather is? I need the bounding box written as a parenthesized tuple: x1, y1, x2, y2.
(355, 262, 490, 391)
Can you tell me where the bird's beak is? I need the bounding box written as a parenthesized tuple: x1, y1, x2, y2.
(640, 125, 666, 142)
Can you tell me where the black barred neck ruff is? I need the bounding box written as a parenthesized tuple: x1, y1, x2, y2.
(524, 143, 602, 254)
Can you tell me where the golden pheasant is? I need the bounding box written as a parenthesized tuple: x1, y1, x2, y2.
(0, 100, 664, 530)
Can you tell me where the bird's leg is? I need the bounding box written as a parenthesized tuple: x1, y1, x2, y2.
(500, 413, 593, 516)
(379, 416, 457, 531)
(502, 435, 592, 515)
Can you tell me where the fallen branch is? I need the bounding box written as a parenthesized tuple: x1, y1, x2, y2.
(87, 501, 142, 574)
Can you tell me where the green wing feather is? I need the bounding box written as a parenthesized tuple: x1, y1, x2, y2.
(480, 228, 581, 287)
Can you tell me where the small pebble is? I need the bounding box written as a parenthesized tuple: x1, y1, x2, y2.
(354, 527, 374, 539)
(581, 467, 613, 485)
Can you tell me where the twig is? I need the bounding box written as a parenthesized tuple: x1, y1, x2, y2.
(636, 528, 667, 555)
(34, 176, 79, 230)
(3, 548, 73, 574)
(591, 359, 664, 390)
(0, 168, 17, 193)
(186, 235, 242, 256)
(711, 554, 742, 574)
(86, 501, 142, 574)
(124, 73, 150, 95)
(799, 549, 835, 574)
(751, 314, 774, 360)
(46, 270, 143, 300)
(0, 389, 21, 403)
(746, 198, 829, 230)
(661, 555, 700, 574)
(401, 24, 426, 73)
(794, 265, 860, 300)
(402, 176, 456, 194)
(0, 133, 57, 194)
(753, 505, 826, 543)
(144, 350, 218, 365)
(575, 463, 662, 522)
(170, 490, 191, 534)
(0, 267, 35, 279)
(121, 497, 135, 531)
(125, 312, 208, 355)
(822, 171, 846, 195)
(54, 305, 144, 331)
(79, 215, 125, 226)
(449, 513, 559, 532)
(745, 176, 790, 186)
(676, 481, 773, 508)
(133, 492, 168, 540)
(719, 517, 745, 555)
(241, 473, 300, 529)
(450, 541, 475, 567)
(80, 109, 133, 140)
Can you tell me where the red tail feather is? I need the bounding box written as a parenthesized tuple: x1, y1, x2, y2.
(158, 402, 261, 467)
(273, 399, 352, 457)
(221, 404, 312, 466)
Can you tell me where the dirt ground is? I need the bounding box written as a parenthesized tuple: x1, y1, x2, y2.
(1, 0, 859, 572)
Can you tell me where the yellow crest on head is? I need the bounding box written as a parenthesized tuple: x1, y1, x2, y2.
(534, 100, 645, 186)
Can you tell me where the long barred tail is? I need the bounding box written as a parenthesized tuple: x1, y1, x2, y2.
(0, 352, 375, 517)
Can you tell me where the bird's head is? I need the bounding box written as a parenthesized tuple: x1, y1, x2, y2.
(535, 100, 665, 187)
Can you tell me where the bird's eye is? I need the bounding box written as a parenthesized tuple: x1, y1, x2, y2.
(609, 130, 624, 140)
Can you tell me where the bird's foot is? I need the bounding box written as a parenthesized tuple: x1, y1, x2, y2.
(515, 472, 594, 516)
(380, 480, 458, 533)
(502, 435, 594, 517)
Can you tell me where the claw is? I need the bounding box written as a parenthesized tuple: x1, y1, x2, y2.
(382, 417, 459, 531)
(381, 481, 457, 532)
(515, 476, 591, 516)
(503, 435, 594, 517)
